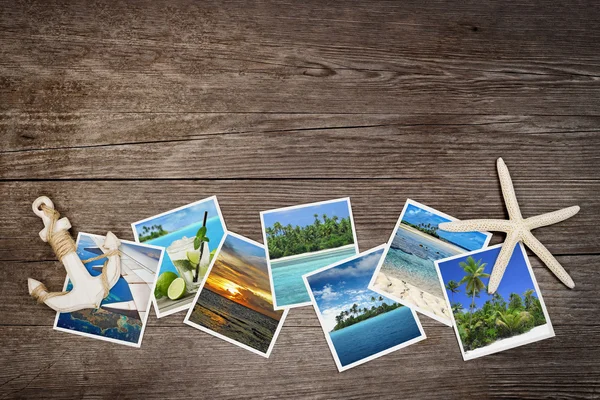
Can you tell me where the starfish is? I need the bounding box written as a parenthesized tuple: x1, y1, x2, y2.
(439, 158, 579, 294)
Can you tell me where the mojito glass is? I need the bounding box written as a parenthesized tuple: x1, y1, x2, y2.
(166, 236, 211, 293)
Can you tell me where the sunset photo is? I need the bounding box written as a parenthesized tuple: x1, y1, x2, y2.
(184, 232, 288, 357)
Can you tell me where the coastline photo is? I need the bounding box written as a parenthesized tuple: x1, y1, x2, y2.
(54, 233, 164, 347)
(368, 199, 491, 325)
(184, 232, 288, 357)
(131, 196, 227, 317)
(260, 198, 359, 309)
(304, 246, 426, 372)
(435, 243, 554, 360)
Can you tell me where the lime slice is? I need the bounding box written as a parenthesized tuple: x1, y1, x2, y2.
(186, 250, 200, 266)
(167, 277, 186, 300)
(154, 271, 178, 299)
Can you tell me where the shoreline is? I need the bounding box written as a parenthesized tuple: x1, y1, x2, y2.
(372, 271, 450, 320)
(329, 305, 407, 334)
(270, 243, 356, 263)
(463, 324, 553, 359)
(398, 223, 467, 255)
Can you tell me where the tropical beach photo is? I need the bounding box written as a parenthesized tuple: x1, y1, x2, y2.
(304, 246, 425, 371)
(436, 243, 554, 360)
(131, 196, 226, 317)
(184, 233, 287, 357)
(54, 233, 163, 347)
(368, 199, 491, 325)
(261, 198, 358, 309)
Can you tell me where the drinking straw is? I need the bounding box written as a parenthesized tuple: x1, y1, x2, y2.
(193, 211, 208, 283)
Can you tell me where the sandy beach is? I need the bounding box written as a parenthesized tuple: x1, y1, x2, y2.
(373, 271, 450, 321)
(462, 324, 554, 360)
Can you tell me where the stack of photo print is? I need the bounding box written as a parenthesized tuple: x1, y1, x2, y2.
(53, 196, 554, 371)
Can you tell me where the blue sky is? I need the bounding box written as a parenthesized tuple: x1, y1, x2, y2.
(437, 244, 540, 311)
(134, 198, 219, 235)
(306, 248, 393, 332)
(402, 203, 488, 251)
(263, 200, 351, 230)
(223, 235, 267, 264)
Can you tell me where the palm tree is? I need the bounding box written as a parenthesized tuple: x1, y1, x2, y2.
(272, 222, 283, 236)
(445, 280, 460, 302)
(335, 315, 343, 326)
(451, 302, 464, 313)
(351, 303, 358, 316)
(458, 256, 490, 327)
(508, 293, 524, 311)
(496, 310, 532, 336)
(378, 296, 383, 302)
(370, 296, 376, 302)
(523, 289, 535, 309)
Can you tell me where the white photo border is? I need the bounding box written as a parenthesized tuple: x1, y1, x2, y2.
(130, 195, 228, 318)
(53, 232, 165, 348)
(260, 197, 360, 310)
(367, 198, 493, 326)
(303, 244, 427, 372)
(434, 242, 555, 361)
(183, 231, 289, 358)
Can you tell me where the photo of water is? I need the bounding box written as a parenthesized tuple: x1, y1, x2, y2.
(189, 289, 280, 353)
(382, 224, 462, 298)
(330, 306, 422, 367)
(271, 245, 357, 306)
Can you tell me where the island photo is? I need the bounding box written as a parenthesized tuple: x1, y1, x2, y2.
(304, 246, 426, 371)
(184, 232, 288, 357)
(261, 198, 358, 309)
(368, 199, 492, 325)
(131, 196, 227, 317)
(435, 243, 554, 360)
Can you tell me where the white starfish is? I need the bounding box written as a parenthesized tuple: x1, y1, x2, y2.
(439, 158, 579, 294)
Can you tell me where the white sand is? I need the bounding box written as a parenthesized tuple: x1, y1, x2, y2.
(463, 324, 554, 360)
(373, 272, 450, 320)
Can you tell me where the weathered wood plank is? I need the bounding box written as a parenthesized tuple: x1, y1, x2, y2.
(1, 0, 600, 115)
(4, 113, 599, 153)
(1, 122, 599, 180)
(0, 180, 595, 262)
(0, 322, 597, 399)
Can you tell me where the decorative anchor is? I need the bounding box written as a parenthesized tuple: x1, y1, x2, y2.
(439, 158, 579, 294)
(28, 196, 122, 313)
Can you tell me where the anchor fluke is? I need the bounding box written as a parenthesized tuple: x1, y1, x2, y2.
(28, 197, 122, 313)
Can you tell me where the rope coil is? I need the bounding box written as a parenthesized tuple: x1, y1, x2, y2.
(31, 205, 117, 306)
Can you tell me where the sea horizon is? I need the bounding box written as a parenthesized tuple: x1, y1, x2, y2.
(200, 287, 281, 322)
(328, 304, 405, 333)
(329, 306, 422, 367)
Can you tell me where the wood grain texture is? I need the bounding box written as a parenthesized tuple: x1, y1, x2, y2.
(1, 0, 599, 398)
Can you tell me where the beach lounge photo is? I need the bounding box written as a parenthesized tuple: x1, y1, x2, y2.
(304, 245, 426, 371)
(184, 232, 288, 357)
(435, 243, 554, 360)
(54, 233, 164, 347)
(131, 196, 226, 317)
(368, 199, 491, 325)
(260, 198, 359, 309)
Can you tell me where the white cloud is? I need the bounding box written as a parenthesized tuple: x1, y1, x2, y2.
(315, 252, 382, 281)
(313, 284, 340, 301)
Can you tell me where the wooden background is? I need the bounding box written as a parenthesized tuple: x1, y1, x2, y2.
(1, 0, 599, 398)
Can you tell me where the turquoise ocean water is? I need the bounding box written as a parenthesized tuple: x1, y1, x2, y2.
(145, 216, 225, 276)
(271, 246, 356, 307)
(381, 224, 461, 298)
(329, 306, 421, 367)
